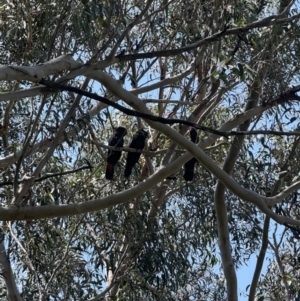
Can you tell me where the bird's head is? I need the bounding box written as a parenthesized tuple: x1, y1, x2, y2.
(138, 129, 149, 138)
(116, 127, 128, 136)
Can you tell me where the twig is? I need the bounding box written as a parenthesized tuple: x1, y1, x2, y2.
(0, 165, 92, 187)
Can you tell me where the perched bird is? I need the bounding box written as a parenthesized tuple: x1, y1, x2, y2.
(124, 129, 148, 178)
(184, 128, 198, 181)
(106, 127, 127, 180)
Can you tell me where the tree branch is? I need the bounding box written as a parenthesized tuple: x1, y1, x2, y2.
(0, 54, 82, 82)
(0, 231, 22, 301)
(39, 78, 300, 138)
(114, 14, 300, 61)
(0, 165, 92, 187)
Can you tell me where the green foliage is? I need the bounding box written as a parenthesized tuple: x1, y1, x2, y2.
(1, 0, 300, 300)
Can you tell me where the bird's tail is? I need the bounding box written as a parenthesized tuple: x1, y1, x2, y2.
(106, 163, 114, 180)
(184, 168, 194, 181)
(124, 166, 132, 178)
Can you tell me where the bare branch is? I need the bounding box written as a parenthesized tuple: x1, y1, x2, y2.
(115, 14, 300, 61)
(266, 181, 300, 206)
(0, 54, 82, 82)
(39, 78, 300, 138)
(0, 165, 92, 187)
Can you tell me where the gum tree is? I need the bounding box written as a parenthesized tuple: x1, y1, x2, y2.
(1, 0, 300, 300)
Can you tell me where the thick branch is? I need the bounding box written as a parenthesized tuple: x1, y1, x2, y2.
(1, 71, 299, 225)
(0, 54, 82, 82)
(0, 137, 299, 226)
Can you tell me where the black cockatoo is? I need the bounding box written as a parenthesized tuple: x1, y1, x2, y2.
(184, 128, 198, 181)
(124, 129, 148, 178)
(106, 127, 127, 180)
